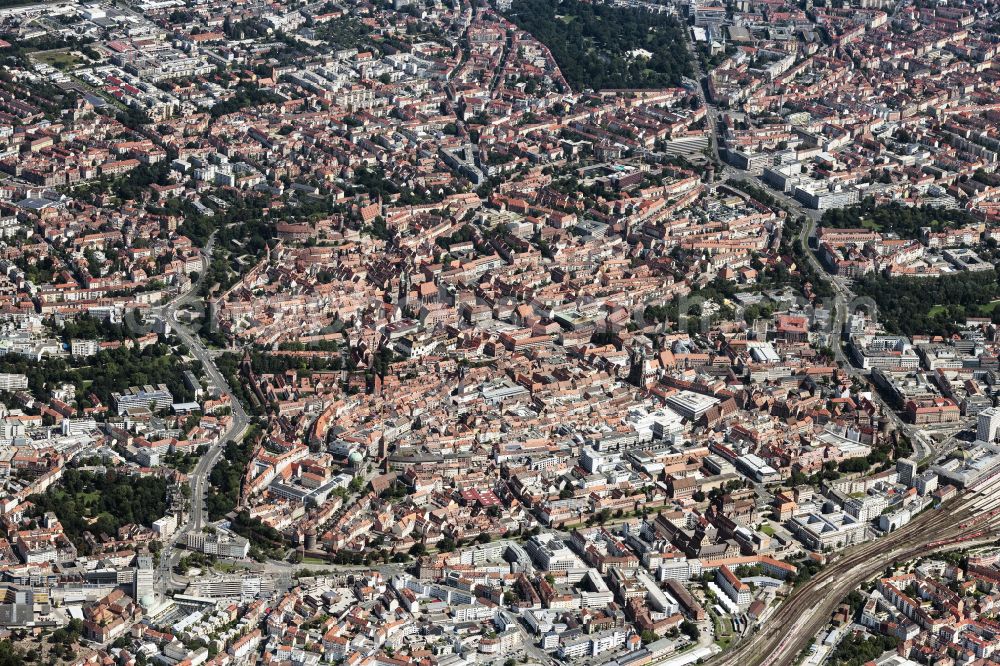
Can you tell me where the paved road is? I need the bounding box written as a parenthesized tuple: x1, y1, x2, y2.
(700, 63, 952, 462)
(792, 215, 939, 461)
(689, 42, 721, 166)
(146, 234, 251, 592)
(719, 168, 940, 461)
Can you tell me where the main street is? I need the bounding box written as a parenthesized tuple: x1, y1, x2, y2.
(720, 148, 939, 462)
(144, 234, 251, 592)
(794, 214, 939, 461)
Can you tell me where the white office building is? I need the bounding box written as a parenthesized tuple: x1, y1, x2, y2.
(978, 407, 1000, 443)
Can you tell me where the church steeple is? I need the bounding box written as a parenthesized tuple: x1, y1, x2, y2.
(628, 343, 650, 388)
(399, 269, 411, 303)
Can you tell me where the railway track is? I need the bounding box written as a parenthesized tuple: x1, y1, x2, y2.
(707, 486, 1000, 666)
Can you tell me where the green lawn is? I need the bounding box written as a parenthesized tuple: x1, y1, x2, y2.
(48, 488, 100, 509)
(214, 561, 250, 573)
(710, 611, 734, 649)
(978, 300, 1000, 315)
(931, 301, 999, 317)
(33, 50, 83, 70)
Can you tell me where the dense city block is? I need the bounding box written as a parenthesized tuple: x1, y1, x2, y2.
(0, 0, 997, 665)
